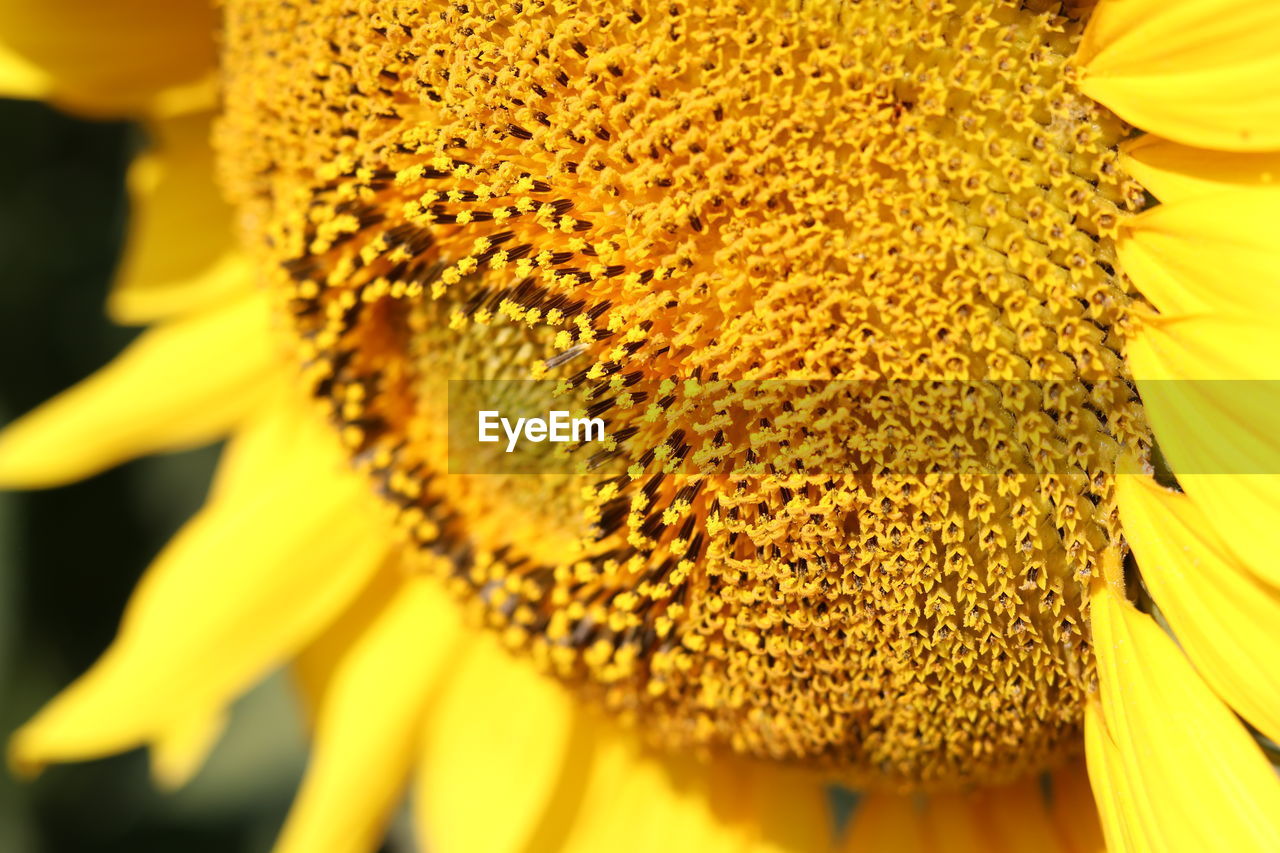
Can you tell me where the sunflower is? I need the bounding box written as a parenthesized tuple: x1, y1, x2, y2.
(2, 0, 1279, 850)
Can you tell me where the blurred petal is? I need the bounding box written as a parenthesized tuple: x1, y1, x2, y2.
(841, 794, 925, 852)
(0, 36, 46, 98)
(1117, 475, 1280, 744)
(979, 778, 1070, 853)
(291, 560, 403, 725)
(414, 630, 578, 853)
(110, 111, 252, 325)
(521, 728, 829, 853)
(1121, 136, 1280, 203)
(741, 764, 831, 853)
(0, 0, 218, 117)
(149, 710, 228, 791)
(206, 384, 300, 502)
(1087, 587, 1280, 851)
(1077, 0, 1280, 151)
(8, 413, 389, 772)
(274, 575, 462, 853)
(1049, 760, 1106, 853)
(553, 732, 747, 853)
(918, 794, 986, 853)
(0, 292, 275, 489)
(842, 774, 1086, 853)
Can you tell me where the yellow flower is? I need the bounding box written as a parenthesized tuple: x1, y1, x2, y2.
(3, 0, 1280, 850)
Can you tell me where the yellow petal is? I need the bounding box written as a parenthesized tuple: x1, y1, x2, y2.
(1117, 475, 1280, 744)
(1128, 334, 1280, 480)
(1171, 474, 1280, 592)
(918, 794, 989, 853)
(980, 779, 1072, 853)
(560, 733, 666, 853)
(841, 794, 925, 853)
(109, 111, 252, 325)
(741, 763, 831, 853)
(413, 662, 827, 853)
(1088, 586, 1280, 851)
(149, 710, 228, 791)
(844, 779, 1081, 853)
(8, 417, 389, 773)
(0, 36, 47, 98)
(274, 575, 462, 853)
(1118, 192, 1280, 318)
(523, 720, 818, 853)
(1083, 704, 1137, 853)
(553, 733, 746, 853)
(0, 0, 218, 117)
(0, 292, 276, 489)
(414, 630, 578, 853)
(1049, 760, 1106, 853)
(1077, 0, 1280, 151)
(206, 385, 301, 503)
(1121, 135, 1280, 203)
(1127, 325, 1280, 589)
(291, 560, 403, 726)
(1128, 316, 1280, 383)
(552, 741, 828, 853)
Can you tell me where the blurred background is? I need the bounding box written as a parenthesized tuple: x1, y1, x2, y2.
(0, 97, 317, 852)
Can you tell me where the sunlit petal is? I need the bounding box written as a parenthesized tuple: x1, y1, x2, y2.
(109, 111, 252, 325)
(0, 0, 218, 116)
(0, 292, 275, 489)
(8, 413, 389, 773)
(274, 575, 462, 853)
(1087, 587, 1280, 851)
(1078, 0, 1280, 151)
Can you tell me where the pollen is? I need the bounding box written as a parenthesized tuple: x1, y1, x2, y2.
(218, 0, 1153, 790)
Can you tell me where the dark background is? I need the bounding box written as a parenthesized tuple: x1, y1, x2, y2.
(0, 98, 311, 853)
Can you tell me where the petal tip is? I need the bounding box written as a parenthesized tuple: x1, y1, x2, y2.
(7, 728, 48, 782)
(0, 420, 73, 490)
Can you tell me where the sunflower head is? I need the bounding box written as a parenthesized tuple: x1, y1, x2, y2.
(6, 0, 1280, 849)
(215, 0, 1153, 790)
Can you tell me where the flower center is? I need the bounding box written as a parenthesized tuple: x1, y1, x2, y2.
(218, 0, 1151, 789)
